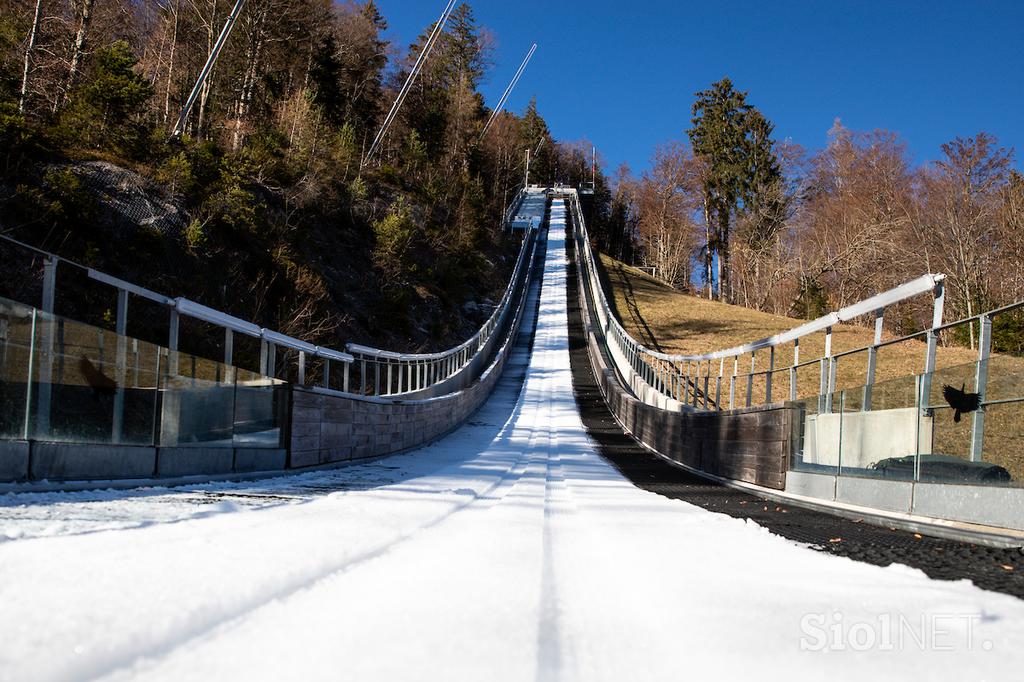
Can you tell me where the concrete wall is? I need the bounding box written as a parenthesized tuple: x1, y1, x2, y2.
(572, 226, 797, 490)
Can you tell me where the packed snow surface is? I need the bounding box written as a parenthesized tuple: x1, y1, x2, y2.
(2, 201, 1023, 681)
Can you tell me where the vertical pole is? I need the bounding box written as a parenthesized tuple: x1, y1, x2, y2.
(729, 357, 737, 410)
(297, 351, 306, 386)
(112, 289, 128, 443)
(920, 281, 945, 416)
(343, 361, 350, 393)
(820, 327, 833, 412)
(766, 346, 775, 404)
(168, 308, 180, 376)
(223, 329, 235, 385)
(22, 310, 38, 440)
(716, 358, 724, 409)
(746, 352, 755, 408)
(970, 314, 992, 462)
(267, 342, 276, 378)
(259, 339, 269, 376)
(323, 358, 331, 390)
(863, 309, 884, 411)
(36, 257, 57, 437)
(790, 338, 800, 402)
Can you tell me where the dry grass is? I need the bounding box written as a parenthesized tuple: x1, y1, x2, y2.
(597, 254, 1024, 480)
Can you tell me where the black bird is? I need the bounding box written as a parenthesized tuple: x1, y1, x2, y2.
(942, 383, 981, 423)
(79, 355, 118, 399)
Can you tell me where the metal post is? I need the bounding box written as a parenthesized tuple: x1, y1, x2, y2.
(386, 362, 393, 396)
(35, 257, 57, 436)
(173, 0, 247, 136)
(821, 327, 833, 412)
(260, 340, 270, 376)
(297, 351, 306, 386)
(920, 281, 945, 415)
(223, 328, 235, 385)
(766, 346, 775, 404)
(790, 339, 800, 402)
(343, 362, 350, 393)
(267, 342, 276, 379)
(323, 358, 331, 390)
(729, 357, 737, 409)
(374, 361, 380, 395)
(41, 257, 57, 313)
(112, 289, 128, 443)
(863, 309, 884, 411)
(970, 314, 992, 462)
(716, 358, 724, 409)
(746, 352, 755, 408)
(22, 310, 38, 440)
(168, 308, 180, 376)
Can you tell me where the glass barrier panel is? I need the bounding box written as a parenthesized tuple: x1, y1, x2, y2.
(981, 402, 1024, 485)
(233, 369, 285, 449)
(0, 300, 34, 439)
(159, 350, 235, 448)
(835, 373, 920, 481)
(790, 392, 837, 475)
(29, 313, 159, 446)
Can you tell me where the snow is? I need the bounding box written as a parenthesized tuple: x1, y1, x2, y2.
(2, 199, 1024, 681)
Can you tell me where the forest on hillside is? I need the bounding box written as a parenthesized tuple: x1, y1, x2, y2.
(0, 0, 604, 359)
(605, 78, 1024, 352)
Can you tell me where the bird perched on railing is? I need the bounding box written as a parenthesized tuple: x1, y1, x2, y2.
(942, 383, 981, 423)
(79, 355, 118, 399)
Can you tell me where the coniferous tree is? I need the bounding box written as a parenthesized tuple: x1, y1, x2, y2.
(688, 77, 781, 303)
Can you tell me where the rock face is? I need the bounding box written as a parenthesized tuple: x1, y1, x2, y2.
(47, 161, 190, 236)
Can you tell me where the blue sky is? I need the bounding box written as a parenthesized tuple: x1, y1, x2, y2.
(373, 0, 1024, 175)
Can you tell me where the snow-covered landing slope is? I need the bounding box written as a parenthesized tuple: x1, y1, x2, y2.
(1, 201, 1023, 682)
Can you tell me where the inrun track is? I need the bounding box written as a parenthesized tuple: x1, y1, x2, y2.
(2, 200, 1024, 682)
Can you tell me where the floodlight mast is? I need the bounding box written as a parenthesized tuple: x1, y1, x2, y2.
(479, 43, 538, 142)
(173, 0, 247, 137)
(361, 0, 459, 168)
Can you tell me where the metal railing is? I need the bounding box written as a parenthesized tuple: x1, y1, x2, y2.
(346, 192, 541, 397)
(0, 188, 535, 400)
(567, 187, 953, 412)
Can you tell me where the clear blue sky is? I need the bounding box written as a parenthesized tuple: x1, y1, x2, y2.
(373, 0, 1024, 175)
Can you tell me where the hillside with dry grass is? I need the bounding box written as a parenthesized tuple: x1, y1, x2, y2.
(597, 254, 1024, 479)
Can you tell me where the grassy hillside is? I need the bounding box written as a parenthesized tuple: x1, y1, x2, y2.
(597, 254, 1024, 479)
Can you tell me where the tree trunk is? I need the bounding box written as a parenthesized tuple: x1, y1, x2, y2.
(61, 0, 96, 110)
(163, 0, 181, 125)
(703, 195, 713, 299)
(18, 0, 45, 113)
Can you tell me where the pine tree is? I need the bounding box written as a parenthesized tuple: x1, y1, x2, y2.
(688, 77, 781, 302)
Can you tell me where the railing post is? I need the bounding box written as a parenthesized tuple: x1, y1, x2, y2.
(260, 340, 269, 376)
(790, 339, 800, 402)
(862, 308, 884, 411)
(920, 281, 945, 416)
(323, 358, 331, 389)
(820, 327, 833, 412)
(729, 357, 737, 409)
(374, 361, 381, 395)
(766, 346, 775, 404)
(746, 352, 755, 408)
(112, 289, 128, 443)
(970, 314, 992, 462)
(297, 351, 306, 386)
(22, 309, 38, 440)
(716, 358, 724, 409)
(35, 257, 58, 437)
(343, 361, 350, 393)
(168, 308, 180, 376)
(267, 342, 276, 379)
(386, 362, 393, 396)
